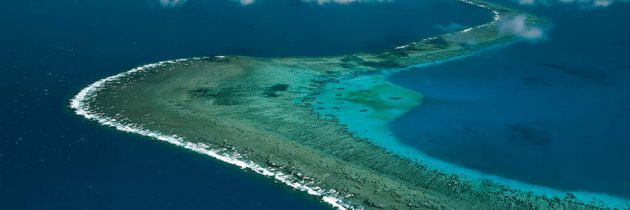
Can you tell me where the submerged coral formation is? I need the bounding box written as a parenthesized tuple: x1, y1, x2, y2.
(70, 0, 622, 209)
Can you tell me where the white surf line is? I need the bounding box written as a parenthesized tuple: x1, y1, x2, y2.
(460, 0, 502, 32)
(70, 1, 506, 209)
(396, 0, 503, 50)
(70, 57, 354, 210)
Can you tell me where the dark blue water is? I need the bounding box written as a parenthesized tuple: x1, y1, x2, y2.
(0, 0, 490, 209)
(390, 2, 630, 199)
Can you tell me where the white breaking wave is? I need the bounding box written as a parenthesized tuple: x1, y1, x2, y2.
(69, 57, 354, 210)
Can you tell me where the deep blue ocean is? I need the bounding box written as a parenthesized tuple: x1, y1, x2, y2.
(0, 0, 490, 209)
(390, 1, 630, 200)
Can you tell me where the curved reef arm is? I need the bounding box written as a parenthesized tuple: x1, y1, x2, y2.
(70, 0, 618, 209)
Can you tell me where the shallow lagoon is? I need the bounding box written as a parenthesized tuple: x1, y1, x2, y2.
(389, 2, 630, 200)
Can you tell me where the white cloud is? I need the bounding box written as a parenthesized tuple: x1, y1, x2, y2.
(159, 0, 253, 7)
(159, 0, 188, 7)
(516, 0, 628, 8)
(235, 0, 256, 5)
(302, 0, 391, 5)
(498, 15, 545, 41)
(159, 0, 394, 7)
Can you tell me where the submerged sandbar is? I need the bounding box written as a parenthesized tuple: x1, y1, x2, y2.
(70, 0, 623, 209)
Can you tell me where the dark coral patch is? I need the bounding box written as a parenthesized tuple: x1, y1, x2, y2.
(188, 87, 244, 105)
(263, 83, 290, 97)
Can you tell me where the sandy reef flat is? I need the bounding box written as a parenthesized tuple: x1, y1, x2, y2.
(70, 0, 623, 209)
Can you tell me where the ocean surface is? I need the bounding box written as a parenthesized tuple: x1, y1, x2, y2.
(0, 0, 490, 209)
(389, 1, 630, 201)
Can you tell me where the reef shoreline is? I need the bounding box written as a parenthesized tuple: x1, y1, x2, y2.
(69, 0, 626, 209)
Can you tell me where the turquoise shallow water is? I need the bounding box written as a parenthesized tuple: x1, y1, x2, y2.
(0, 0, 492, 209)
(388, 1, 630, 204)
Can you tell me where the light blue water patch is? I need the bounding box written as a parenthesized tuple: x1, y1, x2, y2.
(313, 72, 630, 209)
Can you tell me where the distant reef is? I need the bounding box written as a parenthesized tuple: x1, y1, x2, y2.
(70, 0, 621, 209)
